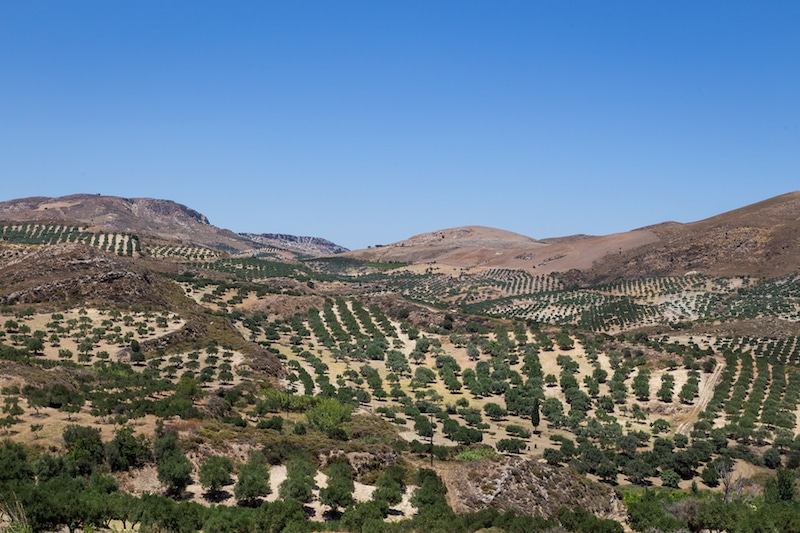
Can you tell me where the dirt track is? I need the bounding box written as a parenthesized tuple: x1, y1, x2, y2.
(675, 362, 724, 436)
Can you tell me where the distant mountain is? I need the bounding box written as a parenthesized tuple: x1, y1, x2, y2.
(344, 192, 800, 282)
(343, 225, 661, 275)
(240, 233, 349, 257)
(0, 194, 345, 258)
(0, 194, 256, 253)
(2, 192, 798, 280)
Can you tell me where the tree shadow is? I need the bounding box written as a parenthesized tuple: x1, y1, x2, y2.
(322, 508, 344, 521)
(203, 489, 232, 503)
(236, 497, 264, 508)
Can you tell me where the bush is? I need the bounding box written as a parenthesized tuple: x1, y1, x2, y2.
(497, 438, 527, 454)
(305, 399, 351, 434)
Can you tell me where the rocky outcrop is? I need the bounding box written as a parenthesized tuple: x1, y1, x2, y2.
(0, 243, 169, 307)
(441, 457, 625, 523)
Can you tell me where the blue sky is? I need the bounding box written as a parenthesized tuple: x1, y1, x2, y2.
(1, 2, 798, 250)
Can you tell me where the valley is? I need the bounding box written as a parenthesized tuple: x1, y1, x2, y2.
(1, 193, 800, 532)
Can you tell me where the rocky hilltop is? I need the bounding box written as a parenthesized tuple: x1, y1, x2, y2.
(0, 194, 255, 253)
(240, 232, 349, 257)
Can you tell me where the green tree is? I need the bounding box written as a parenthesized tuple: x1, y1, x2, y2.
(763, 447, 783, 470)
(234, 451, 271, 506)
(279, 459, 316, 504)
(2, 396, 24, 427)
(305, 399, 351, 435)
(25, 336, 44, 354)
(765, 468, 796, 503)
(632, 369, 651, 401)
(410, 468, 448, 509)
(158, 452, 193, 497)
(105, 426, 151, 471)
(320, 462, 355, 513)
(543, 448, 563, 465)
(199, 455, 233, 497)
(155, 432, 193, 497)
(483, 402, 508, 420)
(466, 343, 480, 361)
(372, 465, 405, 507)
(63, 424, 104, 475)
(660, 469, 680, 489)
(531, 397, 541, 433)
(255, 498, 307, 532)
(596, 461, 618, 483)
(624, 459, 655, 485)
(658, 374, 675, 403)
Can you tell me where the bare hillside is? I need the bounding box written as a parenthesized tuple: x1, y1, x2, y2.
(344, 225, 661, 275)
(344, 193, 800, 281)
(573, 191, 800, 283)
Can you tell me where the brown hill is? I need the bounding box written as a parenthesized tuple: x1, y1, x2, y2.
(0, 241, 284, 376)
(0, 194, 256, 253)
(572, 191, 800, 284)
(344, 225, 661, 275)
(240, 232, 349, 256)
(345, 193, 800, 281)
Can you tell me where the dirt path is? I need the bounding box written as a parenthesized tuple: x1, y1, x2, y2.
(676, 362, 724, 436)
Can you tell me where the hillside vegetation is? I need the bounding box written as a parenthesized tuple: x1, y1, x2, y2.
(1, 192, 800, 533)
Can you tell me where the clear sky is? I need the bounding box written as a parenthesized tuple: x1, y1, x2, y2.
(1, 2, 798, 250)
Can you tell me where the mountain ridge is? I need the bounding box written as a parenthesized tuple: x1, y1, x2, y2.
(344, 192, 800, 281)
(0, 194, 348, 258)
(2, 191, 799, 280)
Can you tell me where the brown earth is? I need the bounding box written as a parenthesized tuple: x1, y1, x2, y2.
(571, 191, 800, 283)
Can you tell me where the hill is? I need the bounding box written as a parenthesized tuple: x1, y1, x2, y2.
(573, 191, 800, 283)
(344, 225, 661, 275)
(343, 192, 800, 282)
(0, 194, 347, 259)
(0, 194, 256, 253)
(240, 232, 349, 257)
